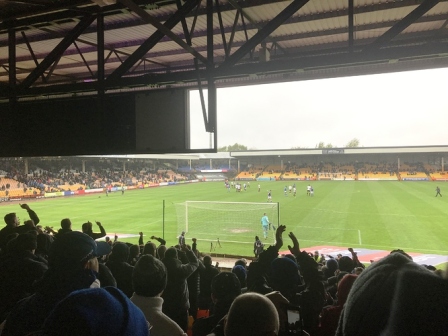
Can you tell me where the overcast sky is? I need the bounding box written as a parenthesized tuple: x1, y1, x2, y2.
(189, 67, 448, 150)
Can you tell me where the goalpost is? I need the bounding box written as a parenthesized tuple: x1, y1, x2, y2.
(174, 201, 280, 245)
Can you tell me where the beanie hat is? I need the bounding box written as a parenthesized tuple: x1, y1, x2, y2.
(336, 274, 357, 306)
(338, 256, 354, 273)
(270, 256, 299, 291)
(382, 268, 448, 336)
(48, 231, 111, 267)
(336, 253, 430, 336)
(109, 242, 130, 262)
(164, 247, 178, 259)
(212, 272, 241, 301)
(41, 287, 149, 336)
(324, 258, 339, 279)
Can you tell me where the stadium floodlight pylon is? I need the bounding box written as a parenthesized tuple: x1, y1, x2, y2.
(174, 201, 280, 245)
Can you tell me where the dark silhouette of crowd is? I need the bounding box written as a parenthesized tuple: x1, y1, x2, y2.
(0, 205, 446, 335)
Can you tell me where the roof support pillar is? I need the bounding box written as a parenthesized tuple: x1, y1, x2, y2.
(348, 0, 354, 52)
(8, 26, 16, 103)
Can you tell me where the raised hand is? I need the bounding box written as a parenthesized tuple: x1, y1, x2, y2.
(288, 232, 300, 256)
(275, 225, 286, 249)
(19, 203, 31, 211)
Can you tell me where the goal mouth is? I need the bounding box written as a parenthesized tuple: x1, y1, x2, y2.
(174, 201, 279, 245)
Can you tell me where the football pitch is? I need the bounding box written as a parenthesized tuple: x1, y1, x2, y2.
(1, 181, 448, 258)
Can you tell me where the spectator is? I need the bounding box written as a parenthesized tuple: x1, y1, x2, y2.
(0, 232, 48, 321)
(246, 261, 273, 295)
(81, 221, 106, 240)
(223, 292, 279, 336)
(336, 252, 432, 336)
(106, 242, 134, 298)
(56, 218, 72, 236)
(143, 242, 157, 257)
(131, 254, 186, 336)
(162, 245, 198, 331)
(157, 245, 167, 260)
(382, 266, 448, 336)
(2, 231, 110, 335)
(128, 244, 140, 266)
(197, 255, 220, 310)
(317, 274, 358, 336)
(232, 265, 247, 290)
(0, 204, 39, 251)
(193, 272, 241, 336)
(40, 287, 149, 336)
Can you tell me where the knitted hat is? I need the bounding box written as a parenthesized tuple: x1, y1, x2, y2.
(270, 256, 299, 292)
(211, 272, 241, 301)
(48, 231, 111, 267)
(41, 287, 149, 336)
(109, 242, 129, 262)
(336, 253, 430, 336)
(382, 268, 448, 336)
(338, 256, 354, 273)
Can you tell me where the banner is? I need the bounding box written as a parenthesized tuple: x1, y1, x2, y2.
(322, 149, 344, 154)
(402, 177, 429, 181)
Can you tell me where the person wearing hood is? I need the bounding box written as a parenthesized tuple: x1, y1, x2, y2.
(105, 242, 134, 298)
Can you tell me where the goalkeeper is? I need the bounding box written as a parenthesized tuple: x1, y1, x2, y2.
(261, 213, 274, 239)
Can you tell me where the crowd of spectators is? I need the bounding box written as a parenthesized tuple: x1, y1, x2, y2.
(0, 159, 193, 195)
(0, 205, 446, 335)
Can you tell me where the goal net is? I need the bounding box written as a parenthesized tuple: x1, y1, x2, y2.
(174, 201, 279, 244)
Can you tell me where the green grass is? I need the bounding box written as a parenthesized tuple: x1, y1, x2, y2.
(1, 181, 448, 257)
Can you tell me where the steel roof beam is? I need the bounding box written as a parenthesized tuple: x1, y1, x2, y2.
(2, 25, 445, 80)
(9, 39, 448, 98)
(227, 0, 285, 54)
(118, 0, 208, 64)
(4, 0, 446, 43)
(18, 15, 96, 90)
(106, 0, 201, 81)
(363, 0, 440, 52)
(219, 0, 309, 69)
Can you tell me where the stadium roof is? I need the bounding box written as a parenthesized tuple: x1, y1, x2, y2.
(229, 145, 448, 157)
(1, 0, 448, 99)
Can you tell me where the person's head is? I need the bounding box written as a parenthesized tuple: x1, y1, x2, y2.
(133, 254, 167, 297)
(181, 231, 185, 236)
(81, 222, 92, 234)
(224, 292, 279, 336)
(142, 242, 157, 256)
(338, 256, 354, 273)
(4, 213, 18, 227)
(109, 242, 130, 263)
(41, 287, 149, 336)
(255, 235, 259, 241)
(129, 244, 140, 260)
(48, 231, 110, 271)
(211, 272, 241, 304)
(7, 232, 38, 253)
(337, 253, 432, 336)
(164, 247, 178, 260)
(235, 258, 247, 269)
(270, 257, 299, 299)
(263, 213, 266, 216)
(203, 255, 212, 266)
(60, 218, 71, 230)
(157, 244, 166, 259)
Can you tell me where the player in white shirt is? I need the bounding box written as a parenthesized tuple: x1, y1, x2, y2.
(307, 184, 311, 196)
